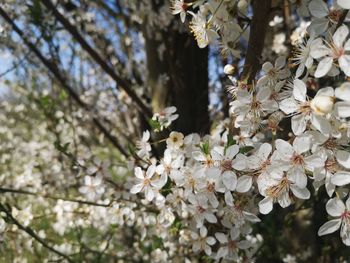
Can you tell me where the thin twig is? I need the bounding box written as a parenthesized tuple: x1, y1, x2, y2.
(0, 187, 112, 207)
(40, 0, 152, 117)
(0, 6, 129, 157)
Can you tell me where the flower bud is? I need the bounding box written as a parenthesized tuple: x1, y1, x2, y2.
(310, 95, 334, 115)
(237, 0, 248, 10)
(224, 64, 235, 75)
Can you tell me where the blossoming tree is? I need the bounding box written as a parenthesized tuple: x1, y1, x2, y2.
(0, 0, 350, 262)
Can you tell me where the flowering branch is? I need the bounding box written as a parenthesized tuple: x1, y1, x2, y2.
(40, 0, 152, 118)
(0, 203, 74, 262)
(0, 6, 129, 157)
(0, 187, 112, 207)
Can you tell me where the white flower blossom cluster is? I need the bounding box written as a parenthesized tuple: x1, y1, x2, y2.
(131, 0, 350, 258)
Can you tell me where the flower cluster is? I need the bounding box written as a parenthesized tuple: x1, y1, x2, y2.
(131, 0, 350, 258)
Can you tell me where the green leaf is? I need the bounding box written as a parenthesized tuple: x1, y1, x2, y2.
(151, 236, 163, 250)
(239, 146, 254, 154)
(28, 0, 42, 25)
(226, 134, 236, 148)
(200, 141, 210, 155)
(148, 119, 161, 132)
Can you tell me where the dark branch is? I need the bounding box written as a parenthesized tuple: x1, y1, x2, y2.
(40, 0, 152, 117)
(0, 6, 129, 157)
(0, 203, 74, 262)
(240, 0, 272, 83)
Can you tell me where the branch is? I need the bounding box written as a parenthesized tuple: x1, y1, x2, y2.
(40, 0, 152, 118)
(0, 187, 112, 207)
(0, 203, 74, 262)
(240, 0, 272, 83)
(0, 6, 129, 157)
(336, 10, 349, 30)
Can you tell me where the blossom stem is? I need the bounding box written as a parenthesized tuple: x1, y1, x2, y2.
(207, 0, 225, 25)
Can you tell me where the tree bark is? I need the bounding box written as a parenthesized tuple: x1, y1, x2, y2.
(241, 0, 272, 83)
(144, 15, 209, 135)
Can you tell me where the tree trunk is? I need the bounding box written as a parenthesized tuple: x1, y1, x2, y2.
(144, 18, 209, 135)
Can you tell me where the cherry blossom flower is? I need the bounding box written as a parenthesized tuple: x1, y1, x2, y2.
(290, 32, 316, 78)
(171, 0, 189, 23)
(257, 57, 290, 87)
(189, 11, 219, 48)
(318, 197, 350, 245)
(136, 130, 151, 158)
(258, 170, 311, 214)
(166, 131, 184, 150)
(279, 79, 332, 135)
(191, 227, 216, 255)
(152, 106, 179, 131)
(79, 175, 105, 200)
(311, 25, 350, 78)
(308, 0, 343, 34)
(215, 228, 251, 260)
(130, 165, 167, 202)
(271, 137, 324, 189)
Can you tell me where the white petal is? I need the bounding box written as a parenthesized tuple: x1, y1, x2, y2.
(316, 86, 334, 97)
(334, 101, 350, 118)
(278, 192, 292, 207)
(243, 211, 261, 223)
(314, 56, 333, 78)
(292, 114, 308, 135)
(339, 55, 350, 76)
(232, 154, 247, 170)
(135, 167, 144, 179)
(222, 171, 237, 191)
(326, 198, 346, 216)
(275, 139, 294, 157)
(333, 25, 349, 48)
(289, 168, 308, 188)
(205, 213, 217, 223)
(258, 143, 272, 160)
(237, 240, 251, 249)
(311, 114, 331, 135)
(340, 224, 350, 246)
(318, 219, 341, 236)
(145, 186, 155, 201)
(331, 171, 350, 186)
(236, 175, 252, 193)
(338, 0, 350, 9)
(146, 165, 156, 178)
(262, 62, 273, 73)
(206, 236, 216, 246)
(192, 151, 206, 161)
(164, 149, 172, 164)
(336, 150, 350, 169)
(226, 145, 239, 159)
(257, 86, 271, 101)
(279, 98, 299, 114)
(293, 79, 307, 102)
(215, 233, 228, 244)
(293, 135, 310, 154)
(291, 185, 310, 199)
(259, 197, 273, 214)
(224, 191, 234, 206)
(335, 82, 350, 101)
(309, 0, 329, 18)
(310, 38, 330, 58)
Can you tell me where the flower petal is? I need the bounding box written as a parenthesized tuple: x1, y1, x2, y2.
(326, 198, 345, 217)
(318, 219, 341, 236)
